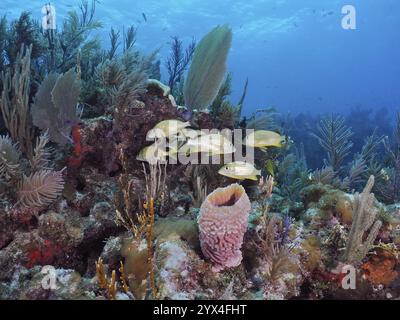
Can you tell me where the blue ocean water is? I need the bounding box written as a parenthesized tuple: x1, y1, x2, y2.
(1, 0, 399, 117)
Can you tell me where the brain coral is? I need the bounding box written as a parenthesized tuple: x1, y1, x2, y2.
(198, 183, 251, 272)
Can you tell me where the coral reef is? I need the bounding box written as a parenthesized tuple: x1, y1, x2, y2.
(0, 2, 399, 302)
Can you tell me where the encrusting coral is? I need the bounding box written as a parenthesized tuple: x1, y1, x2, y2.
(198, 183, 251, 272)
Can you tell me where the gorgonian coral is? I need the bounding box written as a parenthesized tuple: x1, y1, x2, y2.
(31, 68, 81, 146)
(166, 36, 196, 93)
(198, 183, 251, 272)
(183, 25, 232, 112)
(342, 176, 382, 263)
(0, 44, 35, 160)
(312, 114, 353, 173)
(0, 132, 64, 210)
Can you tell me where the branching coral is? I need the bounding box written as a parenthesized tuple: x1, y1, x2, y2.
(0, 135, 21, 184)
(210, 73, 233, 115)
(4, 12, 45, 66)
(342, 176, 382, 264)
(0, 16, 7, 73)
(107, 28, 121, 60)
(341, 129, 385, 191)
(183, 25, 232, 112)
(312, 166, 336, 185)
(257, 175, 275, 213)
(209, 74, 248, 129)
(276, 148, 311, 202)
(95, 257, 118, 300)
(94, 39, 156, 113)
(165, 36, 196, 93)
(0, 44, 35, 160)
(374, 112, 400, 203)
(312, 114, 353, 173)
(198, 183, 251, 272)
(143, 162, 168, 209)
(113, 156, 165, 298)
(246, 107, 278, 131)
(115, 187, 158, 298)
(185, 164, 219, 200)
(191, 176, 208, 208)
(30, 131, 53, 172)
(342, 156, 367, 190)
(110, 68, 148, 111)
(254, 215, 292, 282)
(55, 0, 103, 72)
(310, 129, 384, 192)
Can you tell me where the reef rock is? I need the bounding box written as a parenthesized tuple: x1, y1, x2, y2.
(0, 266, 97, 300)
(156, 236, 214, 299)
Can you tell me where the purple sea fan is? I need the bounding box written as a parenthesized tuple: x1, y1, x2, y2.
(198, 183, 251, 272)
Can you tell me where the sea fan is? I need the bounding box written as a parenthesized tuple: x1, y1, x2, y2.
(184, 25, 232, 111)
(31, 69, 80, 146)
(51, 68, 81, 125)
(17, 170, 65, 208)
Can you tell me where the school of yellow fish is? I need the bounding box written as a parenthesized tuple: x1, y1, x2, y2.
(137, 119, 286, 180)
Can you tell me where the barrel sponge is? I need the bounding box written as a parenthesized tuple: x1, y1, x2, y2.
(198, 183, 251, 272)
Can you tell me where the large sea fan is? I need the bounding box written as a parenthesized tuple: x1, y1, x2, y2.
(184, 25, 232, 111)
